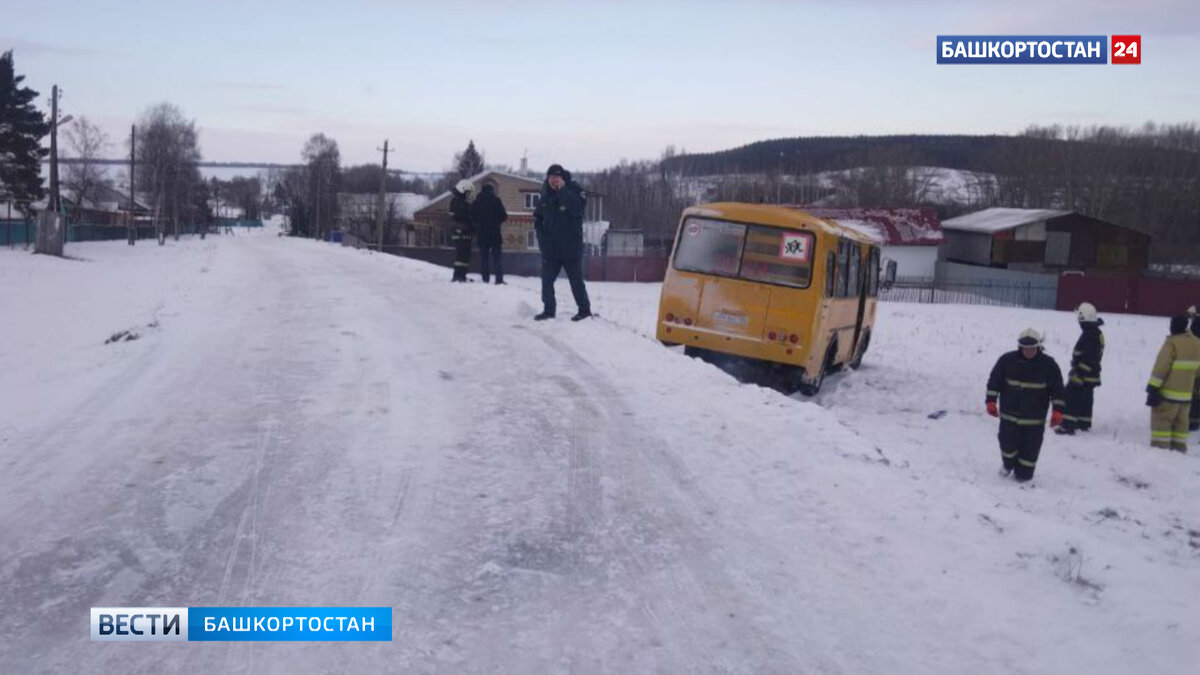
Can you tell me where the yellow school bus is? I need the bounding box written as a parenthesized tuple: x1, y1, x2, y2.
(656, 203, 886, 395)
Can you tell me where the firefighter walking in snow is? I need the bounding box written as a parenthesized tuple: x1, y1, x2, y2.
(449, 180, 476, 282)
(1056, 302, 1105, 435)
(986, 329, 1066, 481)
(1146, 314, 1200, 452)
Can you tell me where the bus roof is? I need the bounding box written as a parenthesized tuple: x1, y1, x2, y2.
(682, 203, 881, 245)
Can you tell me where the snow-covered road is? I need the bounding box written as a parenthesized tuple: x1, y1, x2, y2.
(2, 233, 1198, 674)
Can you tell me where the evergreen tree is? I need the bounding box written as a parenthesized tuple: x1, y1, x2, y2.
(0, 51, 49, 214)
(455, 140, 485, 179)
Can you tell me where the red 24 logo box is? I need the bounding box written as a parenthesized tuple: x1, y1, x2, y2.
(1112, 35, 1141, 64)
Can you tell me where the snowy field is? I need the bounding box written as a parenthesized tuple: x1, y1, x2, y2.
(2, 231, 1198, 674)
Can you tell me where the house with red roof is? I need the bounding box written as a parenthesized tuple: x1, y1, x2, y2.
(794, 206, 945, 279)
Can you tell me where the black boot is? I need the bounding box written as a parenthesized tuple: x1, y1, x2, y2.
(534, 311, 555, 321)
(571, 310, 592, 322)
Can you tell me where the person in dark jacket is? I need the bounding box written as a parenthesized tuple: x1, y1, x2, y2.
(448, 180, 476, 282)
(533, 164, 591, 321)
(470, 183, 508, 284)
(986, 329, 1066, 482)
(1057, 302, 1105, 435)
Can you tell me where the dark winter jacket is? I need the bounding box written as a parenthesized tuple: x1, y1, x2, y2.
(987, 350, 1066, 426)
(470, 186, 508, 248)
(449, 189, 473, 235)
(534, 172, 586, 260)
(1069, 321, 1105, 387)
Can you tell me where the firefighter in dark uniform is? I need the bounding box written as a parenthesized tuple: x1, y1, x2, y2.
(1057, 302, 1105, 435)
(1191, 306, 1200, 432)
(986, 329, 1066, 482)
(449, 180, 476, 282)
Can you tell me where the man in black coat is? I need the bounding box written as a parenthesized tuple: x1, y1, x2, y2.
(1057, 302, 1105, 435)
(986, 329, 1066, 482)
(448, 181, 475, 282)
(533, 164, 591, 321)
(470, 183, 508, 284)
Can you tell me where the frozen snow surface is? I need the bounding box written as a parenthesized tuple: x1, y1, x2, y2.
(2, 230, 1198, 674)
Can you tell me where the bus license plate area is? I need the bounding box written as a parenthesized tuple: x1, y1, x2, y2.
(713, 311, 749, 327)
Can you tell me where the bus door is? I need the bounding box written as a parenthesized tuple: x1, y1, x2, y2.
(850, 242, 868, 354)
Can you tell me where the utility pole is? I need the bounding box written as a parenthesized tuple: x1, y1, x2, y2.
(36, 85, 71, 256)
(376, 139, 391, 251)
(128, 125, 136, 245)
(173, 162, 180, 241)
(211, 176, 219, 234)
(49, 85, 60, 213)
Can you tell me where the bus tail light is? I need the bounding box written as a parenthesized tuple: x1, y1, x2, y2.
(684, 317, 693, 326)
(768, 331, 777, 341)
(666, 312, 676, 323)
(789, 334, 799, 344)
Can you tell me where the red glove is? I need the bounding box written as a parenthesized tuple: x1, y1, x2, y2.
(1050, 410, 1063, 427)
(986, 401, 998, 417)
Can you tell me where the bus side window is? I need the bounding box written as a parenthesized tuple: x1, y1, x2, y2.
(847, 243, 861, 297)
(825, 251, 837, 297)
(869, 247, 880, 296)
(836, 240, 849, 298)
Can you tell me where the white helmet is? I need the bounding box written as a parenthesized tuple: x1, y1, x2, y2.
(1017, 328, 1042, 348)
(1076, 302, 1098, 323)
(455, 179, 476, 195)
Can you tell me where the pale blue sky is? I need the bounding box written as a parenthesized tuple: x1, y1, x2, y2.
(4, 0, 1198, 172)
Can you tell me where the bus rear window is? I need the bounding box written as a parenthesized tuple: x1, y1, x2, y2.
(674, 218, 746, 276)
(739, 226, 815, 288)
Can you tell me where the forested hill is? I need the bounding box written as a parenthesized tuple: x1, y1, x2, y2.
(655, 129, 1200, 261)
(659, 133, 1198, 177)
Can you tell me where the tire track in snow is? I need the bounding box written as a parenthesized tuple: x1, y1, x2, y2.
(523, 327, 818, 674)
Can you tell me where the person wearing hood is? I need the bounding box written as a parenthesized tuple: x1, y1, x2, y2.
(986, 329, 1066, 482)
(470, 183, 508, 284)
(1056, 302, 1105, 435)
(533, 164, 591, 321)
(448, 180, 476, 282)
(1147, 313, 1200, 452)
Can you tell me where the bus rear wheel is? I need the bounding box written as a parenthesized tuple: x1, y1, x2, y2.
(849, 331, 870, 370)
(795, 341, 837, 396)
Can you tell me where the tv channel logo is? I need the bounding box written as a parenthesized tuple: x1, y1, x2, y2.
(1111, 35, 1141, 64)
(91, 607, 188, 642)
(90, 607, 392, 642)
(937, 35, 1140, 65)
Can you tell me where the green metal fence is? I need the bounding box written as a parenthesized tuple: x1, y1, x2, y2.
(1, 220, 216, 246)
(1, 220, 36, 247)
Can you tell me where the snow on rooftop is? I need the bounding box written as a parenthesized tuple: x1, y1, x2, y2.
(942, 207, 1072, 234)
(830, 218, 886, 245)
(800, 207, 944, 246)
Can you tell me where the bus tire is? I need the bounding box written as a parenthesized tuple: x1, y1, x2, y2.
(796, 341, 837, 396)
(850, 332, 870, 370)
(684, 346, 705, 358)
(660, 340, 681, 348)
